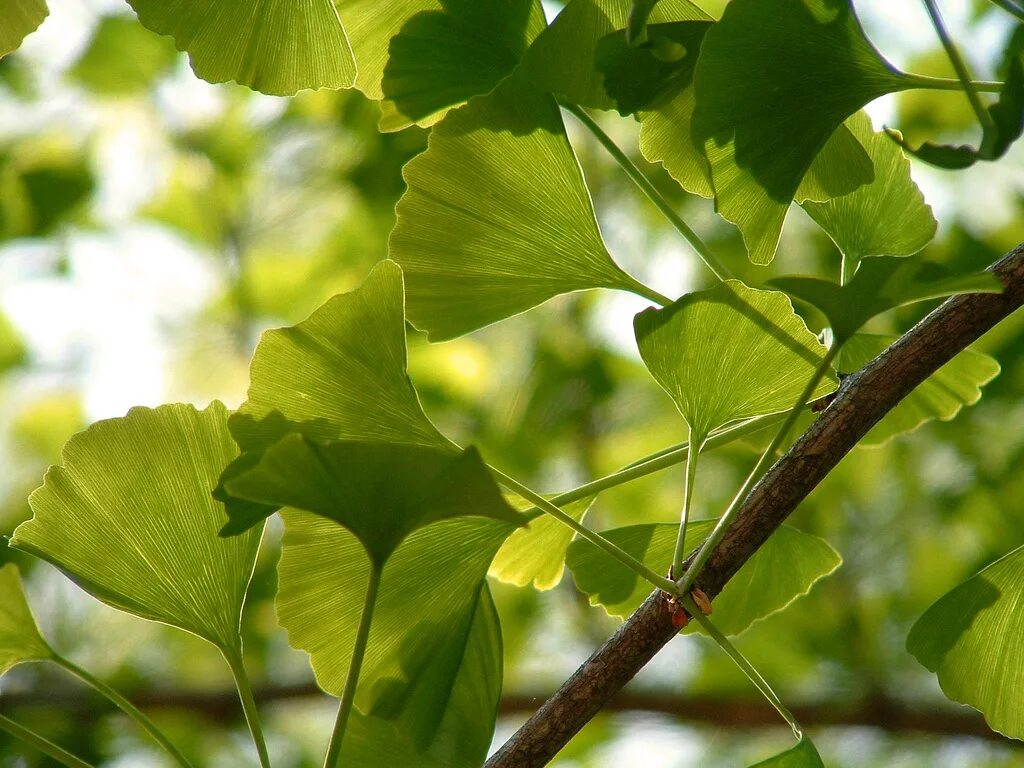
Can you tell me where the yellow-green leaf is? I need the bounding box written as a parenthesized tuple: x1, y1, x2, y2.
(0, 564, 53, 675)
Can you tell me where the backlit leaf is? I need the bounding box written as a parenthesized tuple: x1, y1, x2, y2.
(803, 112, 936, 262)
(749, 735, 825, 767)
(0, 564, 53, 675)
(391, 78, 653, 341)
(0, 0, 47, 59)
(225, 437, 523, 567)
(768, 258, 1003, 342)
(836, 334, 1000, 446)
(566, 521, 841, 635)
(634, 280, 837, 443)
(11, 403, 262, 653)
(490, 496, 596, 590)
(907, 544, 1024, 739)
(126, 0, 356, 95)
(691, 0, 910, 263)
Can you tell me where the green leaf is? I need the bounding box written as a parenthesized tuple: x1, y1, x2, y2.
(691, 0, 910, 263)
(275, 511, 515, 743)
(11, 403, 262, 653)
(391, 78, 652, 341)
(768, 257, 1003, 342)
(338, 0, 545, 130)
(634, 280, 837, 443)
(749, 735, 825, 767)
(518, 0, 709, 110)
(217, 260, 451, 534)
(68, 15, 178, 96)
(0, 143, 95, 241)
(907, 544, 1024, 740)
(490, 497, 596, 590)
(802, 112, 936, 262)
(836, 334, 1000, 446)
(336, 586, 503, 768)
(0, 0, 47, 59)
(566, 521, 841, 635)
(225, 437, 523, 567)
(0, 564, 53, 675)
(125, 0, 356, 96)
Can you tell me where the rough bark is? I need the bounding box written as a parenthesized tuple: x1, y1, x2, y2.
(485, 243, 1024, 767)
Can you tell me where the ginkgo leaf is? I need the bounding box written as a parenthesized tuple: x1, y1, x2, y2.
(11, 402, 262, 654)
(566, 521, 841, 635)
(768, 258, 1003, 343)
(490, 497, 596, 590)
(275, 511, 515, 741)
(837, 334, 1000, 447)
(126, 0, 356, 96)
(217, 260, 451, 534)
(0, 0, 47, 59)
(907, 544, 1024, 740)
(391, 78, 655, 341)
(225, 437, 523, 567)
(335, 586, 502, 768)
(0, 564, 53, 675)
(338, 0, 545, 130)
(803, 112, 936, 262)
(749, 735, 825, 767)
(634, 280, 837, 444)
(691, 0, 911, 264)
(518, 0, 709, 110)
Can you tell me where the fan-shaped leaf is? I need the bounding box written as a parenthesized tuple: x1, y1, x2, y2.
(0, 0, 47, 59)
(749, 735, 825, 767)
(275, 511, 514, 741)
(566, 521, 841, 635)
(11, 403, 262, 653)
(803, 112, 936, 262)
(126, 0, 355, 95)
(217, 260, 451, 535)
(634, 280, 837, 444)
(490, 496, 596, 590)
(907, 544, 1024, 739)
(225, 437, 523, 567)
(691, 0, 910, 263)
(336, 586, 502, 768)
(391, 78, 652, 341)
(0, 564, 53, 675)
(768, 258, 1003, 342)
(837, 334, 1000, 446)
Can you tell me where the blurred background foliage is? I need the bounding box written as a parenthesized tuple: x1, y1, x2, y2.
(0, 1, 1023, 766)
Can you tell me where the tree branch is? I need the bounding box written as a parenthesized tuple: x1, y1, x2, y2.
(485, 243, 1024, 767)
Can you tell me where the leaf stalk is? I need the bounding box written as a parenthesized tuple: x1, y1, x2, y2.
(0, 714, 95, 768)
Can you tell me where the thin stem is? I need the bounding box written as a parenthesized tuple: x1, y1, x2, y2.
(52, 654, 193, 768)
(224, 650, 272, 768)
(683, 597, 801, 739)
(679, 345, 841, 596)
(671, 437, 700, 578)
(0, 714, 95, 768)
(902, 73, 1003, 93)
(561, 101, 733, 281)
(920, 0, 996, 132)
(490, 467, 679, 594)
(626, 277, 674, 308)
(989, 0, 1024, 23)
(323, 564, 382, 768)
(530, 412, 787, 520)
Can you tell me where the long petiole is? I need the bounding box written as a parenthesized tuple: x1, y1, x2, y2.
(678, 346, 840, 597)
(902, 73, 1002, 93)
(490, 466, 679, 595)
(51, 654, 193, 768)
(561, 101, 733, 281)
(989, 0, 1024, 23)
(671, 437, 700, 579)
(0, 714, 95, 768)
(683, 596, 801, 738)
(224, 650, 272, 768)
(920, 0, 996, 132)
(323, 564, 382, 768)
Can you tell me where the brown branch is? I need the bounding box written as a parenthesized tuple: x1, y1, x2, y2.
(485, 243, 1024, 767)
